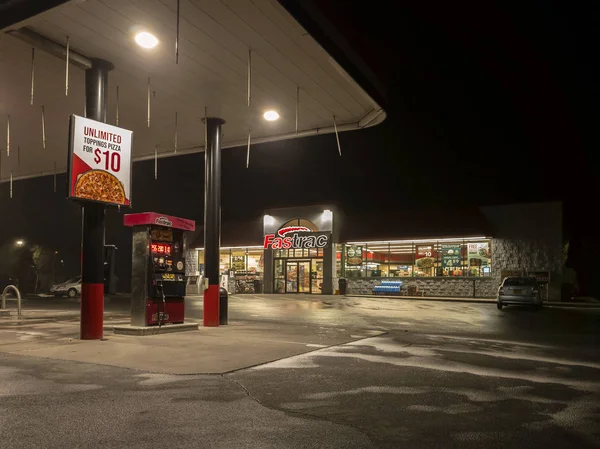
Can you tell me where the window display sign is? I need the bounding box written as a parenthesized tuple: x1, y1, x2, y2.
(231, 255, 246, 271)
(467, 242, 490, 266)
(68, 115, 133, 207)
(346, 245, 363, 266)
(415, 245, 435, 270)
(441, 244, 462, 268)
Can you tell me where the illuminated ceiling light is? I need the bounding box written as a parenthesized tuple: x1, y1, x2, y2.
(135, 32, 159, 49)
(263, 110, 279, 121)
(263, 215, 276, 226)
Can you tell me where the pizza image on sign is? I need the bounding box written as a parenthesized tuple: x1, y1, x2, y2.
(68, 115, 133, 207)
(75, 170, 126, 204)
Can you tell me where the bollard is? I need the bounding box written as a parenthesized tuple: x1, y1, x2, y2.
(219, 287, 228, 325)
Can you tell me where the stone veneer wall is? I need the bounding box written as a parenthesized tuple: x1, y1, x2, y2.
(481, 203, 563, 301)
(490, 238, 563, 300)
(346, 277, 496, 298)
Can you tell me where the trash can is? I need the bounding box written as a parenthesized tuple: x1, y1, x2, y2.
(339, 278, 348, 296)
(253, 279, 263, 294)
(219, 287, 228, 325)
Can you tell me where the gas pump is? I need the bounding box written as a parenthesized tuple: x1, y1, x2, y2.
(124, 212, 195, 327)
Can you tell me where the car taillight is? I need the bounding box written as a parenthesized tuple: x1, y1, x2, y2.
(499, 287, 504, 295)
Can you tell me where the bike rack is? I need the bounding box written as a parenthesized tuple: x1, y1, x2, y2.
(2, 285, 22, 319)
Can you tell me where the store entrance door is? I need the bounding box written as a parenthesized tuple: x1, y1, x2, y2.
(285, 261, 311, 293)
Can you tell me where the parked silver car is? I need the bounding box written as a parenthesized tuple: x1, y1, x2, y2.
(497, 276, 542, 310)
(50, 276, 81, 298)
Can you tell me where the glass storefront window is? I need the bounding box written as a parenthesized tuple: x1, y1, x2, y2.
(247, 249, 263, 276)
(366, 243, 390, 277)
(197, 249, 205, 276)
(342, 239, 492, 278)
(414, 243, 436, 277)
(345, 243, 365, 278)
(388, 243, 413, 277)
(440, 242, 464, 276)
(274, 259, 285, 293)
(195, 246, 265, 294)
(219, 249, 231, 274)
(466, 241, 491, 276)
(231, 250, 246, 272)
(336, 244, 342, 278)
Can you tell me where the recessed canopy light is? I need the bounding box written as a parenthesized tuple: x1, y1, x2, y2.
(135, 32, 159, 49)
(263, 110, 279, 121)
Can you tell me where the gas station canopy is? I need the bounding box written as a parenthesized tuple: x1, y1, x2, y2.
(0, 0, 385, 182)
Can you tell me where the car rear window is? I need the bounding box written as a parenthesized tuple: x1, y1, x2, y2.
(503, 277, 536, 286)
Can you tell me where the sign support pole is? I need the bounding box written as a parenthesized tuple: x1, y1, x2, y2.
(202, 116, 225, 327)
(81, 58, 113, 340)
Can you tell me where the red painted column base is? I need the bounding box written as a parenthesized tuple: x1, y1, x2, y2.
(80, 283, 104, 340)
(203, 285, 220, 327)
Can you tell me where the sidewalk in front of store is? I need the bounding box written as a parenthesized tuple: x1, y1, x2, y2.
(347, 294, 600, 307)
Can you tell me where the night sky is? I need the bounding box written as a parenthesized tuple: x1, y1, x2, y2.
(0, 1, 597, 292)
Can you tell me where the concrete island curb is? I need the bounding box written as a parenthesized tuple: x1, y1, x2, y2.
(346, 295, 600, 308)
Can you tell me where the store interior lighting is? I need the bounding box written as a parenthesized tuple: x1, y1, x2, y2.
(347, 237, 489, 245)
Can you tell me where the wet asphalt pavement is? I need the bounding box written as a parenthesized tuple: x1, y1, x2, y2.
(1, 294, 600, 448)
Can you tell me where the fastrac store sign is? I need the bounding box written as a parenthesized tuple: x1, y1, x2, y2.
(264, 226, 331, 250)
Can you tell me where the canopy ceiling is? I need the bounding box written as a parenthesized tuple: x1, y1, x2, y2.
(0, 0, 385, 183)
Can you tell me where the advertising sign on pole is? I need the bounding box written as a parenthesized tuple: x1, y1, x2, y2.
(67, 115, 133, 207)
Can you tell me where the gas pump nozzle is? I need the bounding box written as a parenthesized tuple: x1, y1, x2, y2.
(155, 280, 166, 327)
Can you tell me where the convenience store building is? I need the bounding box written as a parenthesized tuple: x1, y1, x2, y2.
(187, 202, 564, 300)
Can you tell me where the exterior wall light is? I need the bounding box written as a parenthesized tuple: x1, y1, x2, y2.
(322, 210, 333, 221)
(135, 32, 159, 49)
(263, 215, 276, 227)
(16, 240, 24, 246)
(263, 110, 279, 121)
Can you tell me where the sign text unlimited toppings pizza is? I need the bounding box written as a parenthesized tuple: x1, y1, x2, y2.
(68, 115, 133, 206)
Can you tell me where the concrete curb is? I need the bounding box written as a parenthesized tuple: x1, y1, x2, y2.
(347, 295, 600, 308)
(348, 295, 494, 304)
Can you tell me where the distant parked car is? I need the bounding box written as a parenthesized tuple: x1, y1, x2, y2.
(50, 276, 81, 298)
(497, 276, 542, 310)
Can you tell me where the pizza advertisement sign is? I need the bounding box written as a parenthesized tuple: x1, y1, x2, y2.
(67, 115, 133, 207)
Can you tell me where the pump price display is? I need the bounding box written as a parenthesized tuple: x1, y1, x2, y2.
(151, 243, 172, 255)
(68, 115, 133, 207)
